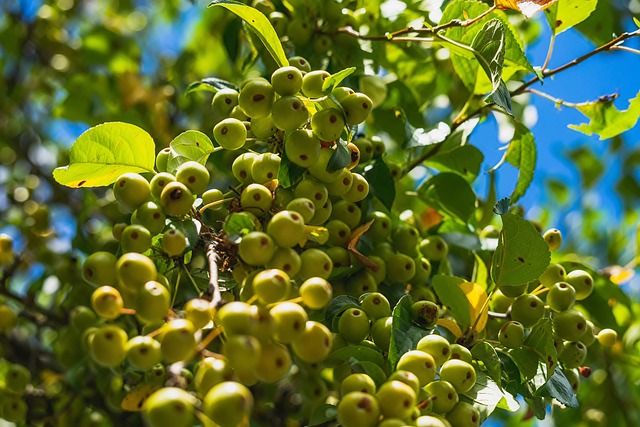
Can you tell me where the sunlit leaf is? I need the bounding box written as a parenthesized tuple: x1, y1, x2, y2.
(389, 295, 427, 369)
(418, 173, 476, 223)
(495, 0, 558, 18)
(544, 0, 598, 34)
(437, 318, 463, 338)
(167, 130, 215, 173)
(209, 0, 288, 67)
(568, 91, 640, 140)
(121, 384, 160, 412)
(460, 281, 489, 333)
(363, 159, 396, 211)
(53, 122, 155, 188)
(505, 123, 536, 203)
(465, 372, 520, 422)
(432, 275, 471, 328)
(322, 67, 356, 93)
(491, 213, 551, 286)
(186, 77, 238, 95)
(607, 265, 635, 285)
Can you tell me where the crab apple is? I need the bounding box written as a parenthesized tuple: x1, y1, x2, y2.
(337, 392, 380, 427)
(498, 321, 525, 349)
(510, 294, 545, 328)
(376, 380, 417, 420)
(203, 381, 253, 427)
(565, 269, 594, 300)
(439, 359, 477, 393)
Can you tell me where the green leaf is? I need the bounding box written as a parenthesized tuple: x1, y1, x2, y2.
(327, 140, 351, 172)
(505, 123, 536, 204)
(186, 77, 238, 95)
(224, 213, 257, 243)
(635, 16, 640, 29)
(524, 318, 557, 370)
(209, 0, 288, 68)
(544, 0, 598, 35)
(388, 295, 427, 369)
(507, 348, 540, 382)
(491, 213, 551, 287)
(432, 275, 471, 328)
(471, 341, 502, 384)
(324, 295, 360, 330)
(327, 345, 385, 367)
(349, 360, 388, 387)
(565, 146, 604, 189)
(471, 19, 507, 100)
(166, 130, 215, 174)
(418, 172, 476, 223)
(535, 369, 579, 408)
(363, 159, 396, 211)
(493, 197, 510, 215)
(278, 148, 306, 188)
(53, 122, 155, 188)
(322, 67, 356, 93)
(426, 144, 484, 182)
(568, 91, 640, 140)
(308, 404, 337, 426)
(464, 372, 520, 422)
(486, 80, 513, 115)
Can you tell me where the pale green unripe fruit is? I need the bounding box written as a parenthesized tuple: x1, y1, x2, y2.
(203, 381, 254, 427)
(251, 152, 281, 184)
(238, 231, 275, 266)
(256, 341, 292, 383)
(176, 160, 210, 195)
(498, 321, 525, 349)
(266, 210, 305, 248)
(308, 147, 343, 183)
(597, 328, 617, 346)
(162, 228, 187, 256)
(83, 251, 117, 287)
(342, 172, 369, 202)
(5, 364, 31, 393)
(238, 79, 275, 119)
(338, 308, 370, 343)
(288, 56, 311, 73)
(120, 224, 152, 253)
(194, 357, 234, 397)
(271, 96, 309, 131)
(396, 350, 437, 386)
(135, 281, 170, 324)
(559, 341, 587, 368)
(302, 70, 330, 98)
(0, 395, 28, 423)
(370, 316, 392, 352)
(161, 319, 197, 363)
(223, 334, 262, 372)
(270, 301, 308, 343)
(539, 263, 567, 288)
(299, 277, 333, 310)
(294, 178, 328, 209)
(376, 380, 417, 420)
(341, 92, 373, 125)
(150, 172, 176, 200)
(91, 286, 123, 320)
(564, 368, 580, 393)
(510, 294, 545, 328)
(415, 415, 449, 427)
(311, 108, 345, 142)
(386, 253, 416, 283)
(439, 359, 477, 393)
(299, 248, 333, 280)
(213, 118, 247, 150)
(450, 344, 473, 363)
(543, 228, 563, 251)
(143, 387, 196, 427)
(284, 129, 321, 168)
(419, 236, 449, 261)
(89, 325, 128, 367)
(565, 269, 594, 300)
(286, 197, 316, 223)
(116, 252, 157, 292)
(126, 335, 162, 370)
(155, 147, 171, 172)
(113, 172, 151, 212)
(333, 86, 355, 103)
(271, 66, 303, 96)
(252, 269, 291, 304)
(553, 309, 587, 342)
(160, 181, 194, 217)
(425, 380, 458, 415)
(341, 373, 376, 396)
(240, 183, 273, 215)
(360, 292, 391, 320)
(336, 391, 380, 427)
(291, 321, 332, 363)
(326, 167, 354, 196)
(547, 281, 576, 312)
(417, 334, 451, 367)
(211, 88, 239, 117)
(217, 301, 256, 336)
(266, 247, 302, 276)
(446, 401, 480, 427)
(134, 201, 166, 235)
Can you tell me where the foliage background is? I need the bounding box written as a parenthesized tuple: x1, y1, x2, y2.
(1, 0, 640, 426)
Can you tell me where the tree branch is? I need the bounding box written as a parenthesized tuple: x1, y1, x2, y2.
(206, 242, 223, 309)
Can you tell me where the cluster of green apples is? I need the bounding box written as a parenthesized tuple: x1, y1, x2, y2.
(490, 228, 618, 393)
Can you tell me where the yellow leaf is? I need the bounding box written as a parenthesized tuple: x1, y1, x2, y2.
(607, 265, 635, 285)
(299, 225, 329, 247)
(460, 281, 489, 333)
(437, 318, 463, 339)
(495, 0, 558, 18)
(347, 220, 381, 271)
(122, 384, 159, 412)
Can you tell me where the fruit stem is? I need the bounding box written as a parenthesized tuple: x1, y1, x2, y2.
(198, 198, 234, 215)
(197, 327, 223, 353)
(120, 308, 137, 315)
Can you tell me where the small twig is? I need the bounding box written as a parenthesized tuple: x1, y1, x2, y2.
(206, 242, 223, 309)
(541, 32, 556, 71)
(488, 311, 509, 319)
(611, 45, 640, 55)
(526, 89, 583, 108)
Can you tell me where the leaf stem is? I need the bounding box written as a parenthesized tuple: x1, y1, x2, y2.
(526, 89, 583, 108)
(541, 32, 556, 71)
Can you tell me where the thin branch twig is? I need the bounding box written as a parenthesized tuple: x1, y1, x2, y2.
(206, 242, 223, 309)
